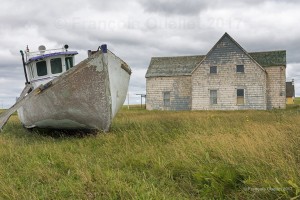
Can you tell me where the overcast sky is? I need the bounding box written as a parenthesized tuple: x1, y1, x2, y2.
(0, 0, 299, 108)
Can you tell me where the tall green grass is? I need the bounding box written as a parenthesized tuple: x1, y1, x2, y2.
(0, 107, 299, 199)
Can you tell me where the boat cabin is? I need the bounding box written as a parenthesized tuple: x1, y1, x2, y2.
(24, 45, 78, 85)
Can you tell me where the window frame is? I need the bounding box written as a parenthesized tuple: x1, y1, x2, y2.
(210, 90, 218, 105)
(236, 65, 245, 73)
(210, 66, 217, 74)
(36, 60, 48, 77)
(163, 91, 171, 107)
(28, 63, 35, 79)
(65, 56, 74, 70)
(50, 58, 63, 74)
(237, 89, 245, 105)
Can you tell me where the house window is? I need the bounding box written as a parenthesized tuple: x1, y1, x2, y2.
(51, 58, 63, 74)
(163, 92, 170, 106)
(210, 90, 217, 105)
(210, 66, 217, 74)
(36, 61, 47, 76)
(237, 89, 245, 105)
(236, 65, 244, 73)
(65, 57, 74, 70)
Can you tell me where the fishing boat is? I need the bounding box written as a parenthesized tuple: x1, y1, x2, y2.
(12, 44, 132, 131)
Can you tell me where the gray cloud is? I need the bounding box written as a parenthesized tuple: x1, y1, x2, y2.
(139, 0, 208, 16)
(0, 0, 300, 107)
(139, 0, 299, 16)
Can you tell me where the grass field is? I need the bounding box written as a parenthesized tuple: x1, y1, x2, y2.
(0, 104, 300, 199)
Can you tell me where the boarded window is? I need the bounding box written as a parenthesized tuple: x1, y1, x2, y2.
(163, 92, 170, 106)
(51, 58, 63, 74)
(65, 57, 74, 70)
(236, 65, 244, 73)
(237, 89, 244, 104)
(36, 61, 47, 76)
(210, 66, 217, 74)
(210, 90, 217, 104)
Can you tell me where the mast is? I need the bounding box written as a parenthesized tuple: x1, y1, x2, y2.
(20, 50, 30, 84)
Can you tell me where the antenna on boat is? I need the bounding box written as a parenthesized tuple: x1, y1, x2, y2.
(64, 44, 69, 52)
(38, 45, 46, 54)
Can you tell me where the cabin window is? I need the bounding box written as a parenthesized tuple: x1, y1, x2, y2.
(210, 66, 217, 74)
(163, 92, 170, 107)
(210, 90, 217, 105)
(236, 65, 244, 73)
(237, 89, 245, 105)
(36, 61, 47, 76)
(28, 63, 34, 79)
(65, 57, 74, 70)
(51, 58, 63, 74)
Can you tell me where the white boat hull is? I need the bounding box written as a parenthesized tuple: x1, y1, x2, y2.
(17, 50, 131, 131)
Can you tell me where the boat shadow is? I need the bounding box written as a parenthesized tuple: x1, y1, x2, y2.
(28, 128, 99, 138)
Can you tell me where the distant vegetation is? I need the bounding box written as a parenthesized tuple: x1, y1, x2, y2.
(0, 103, 299, 199)
(294, 97, 300, 105)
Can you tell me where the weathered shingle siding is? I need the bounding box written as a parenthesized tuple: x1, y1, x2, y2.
(265, 67, 286, 109)
(192, 35, 267, 110)
(146, 76, 191, 110)
(145, 33, 287, 111)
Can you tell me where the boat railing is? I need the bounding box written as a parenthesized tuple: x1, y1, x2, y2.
(25, 48, 66, 60)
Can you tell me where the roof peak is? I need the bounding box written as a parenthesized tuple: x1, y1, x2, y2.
(146, 33, 286, 78)
(151, 55, 205, 59)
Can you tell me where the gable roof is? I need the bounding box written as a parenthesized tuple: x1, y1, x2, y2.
(193, 32, 266, 74)
(286, 82, 295, 97)
(145, 55, 205, 78)
(249, 51, 286, 67)
(146, 33, 286, 78)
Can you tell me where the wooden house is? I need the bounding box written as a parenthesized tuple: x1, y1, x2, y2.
(145, 33, 286, 110)
(286, 80, 295, 104)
